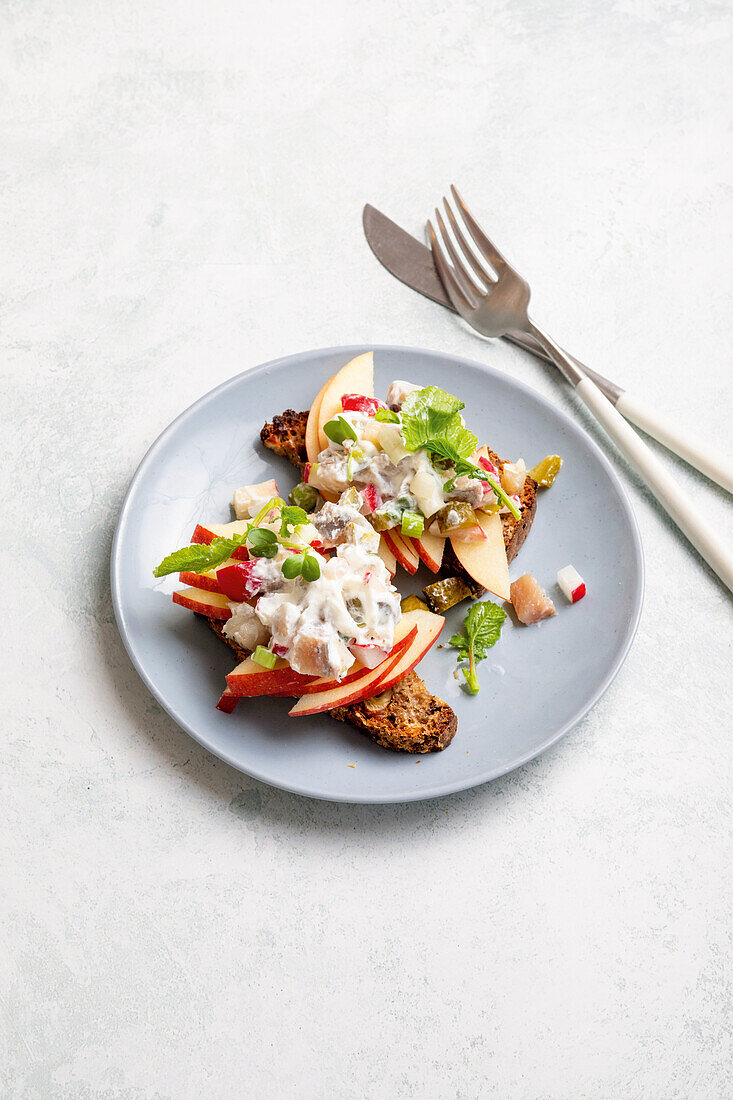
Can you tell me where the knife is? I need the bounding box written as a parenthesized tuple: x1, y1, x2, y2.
(362, 203, 621, 402)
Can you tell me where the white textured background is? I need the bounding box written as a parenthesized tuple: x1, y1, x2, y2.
(2, 2, 732, 1097)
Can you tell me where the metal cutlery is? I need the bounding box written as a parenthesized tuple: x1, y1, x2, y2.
(363, 203, 733, 496)
(426, 187, 733, 593)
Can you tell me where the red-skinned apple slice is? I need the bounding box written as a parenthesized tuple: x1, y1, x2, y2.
(288, 630, 415, 716)
(358, 609, 445, 698)
(191, 520, 253, 547)
(288, 611, 440, 715)
(409, 530, 445, 573)
(317, 351, 374, 452)
(226, 655, 317, 697)
(296, 627, 415, 695)
(449, 511, 510, 600)
(179, 569, 223, 593)
(216, 689, 239, 713)
(172, 588, 232, 619)
(382, 529, 419, 575)
(377, 535, 397, 577)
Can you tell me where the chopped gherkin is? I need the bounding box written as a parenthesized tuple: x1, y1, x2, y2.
(400, 594, 429, 614)
(434, 501, 477, 534)
(528, 454, 562, 487)
(422, 576, 473, 614)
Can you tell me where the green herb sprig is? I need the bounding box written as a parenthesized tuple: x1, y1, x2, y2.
(449, 599, 507, 695)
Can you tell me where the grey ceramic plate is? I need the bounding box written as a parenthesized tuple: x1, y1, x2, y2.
(111, 345, 644, 803)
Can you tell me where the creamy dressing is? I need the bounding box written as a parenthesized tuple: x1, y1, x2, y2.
(309, 380, 527, 523)
(223, 492, 401, 680)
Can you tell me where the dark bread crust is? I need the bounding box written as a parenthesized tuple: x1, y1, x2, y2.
(260, 409, 309, 472)
(202, 616, 456, 754)
(330, 671, 457, 754)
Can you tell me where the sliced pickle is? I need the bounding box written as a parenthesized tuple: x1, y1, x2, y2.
(528, 454, 562, 487)
(422, 576, 472, 614)
(400, 594, 428, 614)
(435, 501, 477, 534)
(369, 510, 398, 532)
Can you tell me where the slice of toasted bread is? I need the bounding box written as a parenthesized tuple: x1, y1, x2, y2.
(330, 671, 457, 753)
(202, 615, 456, 753)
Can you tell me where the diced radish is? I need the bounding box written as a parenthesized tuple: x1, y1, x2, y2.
(271, 642, 289, 657)
(362, 484, 381, 513)
(348, 643, 390, 669)
(478, 455, 498, 475)
(510, 573, 556, 625)
(340, 394, 387, 416)
(303, 462, 312, 483)
(557, 565, 586, 604)
(216, 562, 262, 602)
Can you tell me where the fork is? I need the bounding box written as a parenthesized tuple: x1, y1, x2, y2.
(428, 186, 733, 593)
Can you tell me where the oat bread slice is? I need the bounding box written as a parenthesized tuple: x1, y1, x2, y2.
(202, 616, 456, 754)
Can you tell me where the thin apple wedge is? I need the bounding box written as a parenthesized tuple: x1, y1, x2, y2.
(288, 610, 440, 716)
(179, 569, 223, 593)
(191, 520, 252, 546)
(317, 351, 374, 452)
(377, 535, 397, 577)
(409, 530, 445, 573)
(172, 588, 232, 619)
(306, 373, 335, 464)
(226, 655, 317, 697)
(382, 529, 419, 575)
(288, 631, 415, 717)
(449, 511, 510, 601)
(216, 689, 239, 713)
(297, 627, 415, 695)
(353, 608, 445, 698)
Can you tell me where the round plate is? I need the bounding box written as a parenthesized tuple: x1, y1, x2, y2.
(111, 346, 644, 802)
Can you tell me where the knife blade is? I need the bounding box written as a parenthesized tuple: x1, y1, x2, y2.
(362, 203, 622, 401)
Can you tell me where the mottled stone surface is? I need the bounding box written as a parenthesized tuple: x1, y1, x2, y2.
(1, 1, 731, 1097)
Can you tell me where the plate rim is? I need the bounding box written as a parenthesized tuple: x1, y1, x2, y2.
(111, 343, 645, 803)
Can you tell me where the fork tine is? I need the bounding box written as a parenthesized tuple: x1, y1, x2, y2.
(434, 209, 481, 305)
(451, 185, 507, 273)
(442, 197, 494, 287)
(427, 219, 476, 313)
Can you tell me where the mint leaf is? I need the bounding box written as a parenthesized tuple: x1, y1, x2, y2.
(449, 599, 506, 695)
(153, 535, 247, 577)
(280, 505, 308, 538)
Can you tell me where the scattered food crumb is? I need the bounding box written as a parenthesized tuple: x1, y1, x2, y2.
(348, 763, 356, 768)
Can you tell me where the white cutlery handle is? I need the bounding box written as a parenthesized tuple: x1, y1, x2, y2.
(576, 376, 733, 592)
(616, 390, 733, 495)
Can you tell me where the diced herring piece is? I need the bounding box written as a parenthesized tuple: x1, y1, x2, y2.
(510, 573, 556, 625)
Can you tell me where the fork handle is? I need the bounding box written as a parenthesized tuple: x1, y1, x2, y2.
(528, 322, 733, 593)
(614, 391, 733, 494)
(506, 329, 733, 494)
